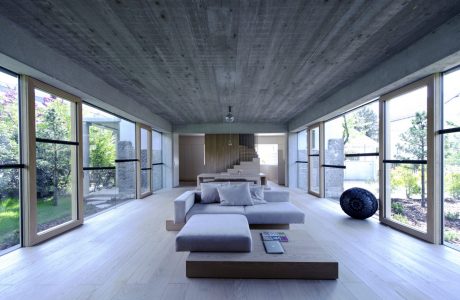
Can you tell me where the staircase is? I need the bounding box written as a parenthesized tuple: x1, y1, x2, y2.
(227, 157, 260, 175)
(226, 145, 260, 175)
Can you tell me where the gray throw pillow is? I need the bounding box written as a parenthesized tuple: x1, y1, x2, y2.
(218, 183, 253, 206)
(250, 186, 267, 205)
(201, 182, 228, 204)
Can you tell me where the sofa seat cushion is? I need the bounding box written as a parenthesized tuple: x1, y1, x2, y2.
(176, 214, 252, 252)
(244, 202, 305, 224)
(185, 203, 245, 222)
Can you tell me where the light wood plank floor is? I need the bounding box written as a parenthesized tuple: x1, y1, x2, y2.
(1, 185, 460, 300)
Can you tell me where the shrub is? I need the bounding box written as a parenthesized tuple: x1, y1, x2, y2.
(445, 173, 460, 200)
(391, 202, 404, 215)
(392, 213, 409, 225)
(445, 211, 460, 221)
(445, 230, 460, 243)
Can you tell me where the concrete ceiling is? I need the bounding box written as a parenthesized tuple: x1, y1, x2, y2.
(1, 1, 460, 125)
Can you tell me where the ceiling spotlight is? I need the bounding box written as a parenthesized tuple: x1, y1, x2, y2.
(225, 106, 234, 123)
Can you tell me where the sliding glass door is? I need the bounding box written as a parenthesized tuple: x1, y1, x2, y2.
(27, 78, 83, 244)
(381, 76, 435, 242)
(0, 69, 21, 253)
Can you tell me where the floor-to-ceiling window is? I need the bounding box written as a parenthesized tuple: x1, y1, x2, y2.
(441, 67, 460, 248)
(381, 76, 435, 241)
(0, 69, 21, 253)
(296, 130, 308, 190)
(82, 104, 138, 217)
(309, 125, 321, 196)
(152, 130, 163, 191)
(28, 78, 83, 244)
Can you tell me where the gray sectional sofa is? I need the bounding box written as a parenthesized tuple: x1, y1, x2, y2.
(174, 189, 305, 225)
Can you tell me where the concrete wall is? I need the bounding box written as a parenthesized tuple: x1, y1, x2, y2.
(255, 135, 287, 186)
(179, 135, 206, 182)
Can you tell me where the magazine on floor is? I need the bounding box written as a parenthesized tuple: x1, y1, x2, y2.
(260, 232, 288, 242)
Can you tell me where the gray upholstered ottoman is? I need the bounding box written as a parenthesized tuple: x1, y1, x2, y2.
(176, 214, 252, 252)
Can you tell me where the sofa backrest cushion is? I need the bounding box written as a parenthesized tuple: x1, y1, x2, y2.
(218, 183, 254, 206)
(250, 186, 267, 204)
(200, 182, 228, 203)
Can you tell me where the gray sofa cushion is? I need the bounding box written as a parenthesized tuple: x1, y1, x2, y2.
(185, 203, 245, 222)
(200, 182, 228, 203)
(218, 183, 253, 206)
(176, 214, 252, 252)
(250, 186, 267, 204)
(244, 202, 305, 224)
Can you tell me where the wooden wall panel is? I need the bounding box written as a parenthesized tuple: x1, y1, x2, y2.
(205, 134, 240, 173)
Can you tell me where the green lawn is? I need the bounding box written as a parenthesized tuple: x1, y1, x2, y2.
(0, 195, 72, 247)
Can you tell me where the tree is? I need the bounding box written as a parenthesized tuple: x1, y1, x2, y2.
(395, 111, 427, 207)
(342, 106, 378, 145)
(0, 86, 20, 199)
(35, 98, 71, 206)
(354, 107, 378, 141)
(89, 126, 116, 189)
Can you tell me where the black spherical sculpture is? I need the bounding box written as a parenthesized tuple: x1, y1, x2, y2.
(340, 188, 378, 219)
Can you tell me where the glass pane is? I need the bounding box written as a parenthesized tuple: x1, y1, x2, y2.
(443, 68, 460, 129)
(152, 165, 162, 191)
(297, 130, 307, 161)
(141, 170, 150, 194)
(0, 71, 20, 164)
(344, 156, 379, 199)
(35, 89, 74, 141)
(388, 163, 427, 232)
(309, 127, 320, 194)
(83, 169, 116, 217)
(443, 132, 460, 245)
(344, 102, 379, 154)
(82, 105, 117, 168)
(0, 168, 20, 251)
(443, 69, 460, 247)
(152, 131, 162, 164)
(36, 142, 75, 232)
(387, 87, 427, 160)
(297, 163, 308, 190)
(324, 167, 344, 199)
(310, 127, 319, 153)
(82, 104, 135, 217)
(117, 161, 137, 202)
(141, 128, 149, 168)
(309, 155, 320, 194)
(118, 120, 136, 160)
(324, 118, 345, 199)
